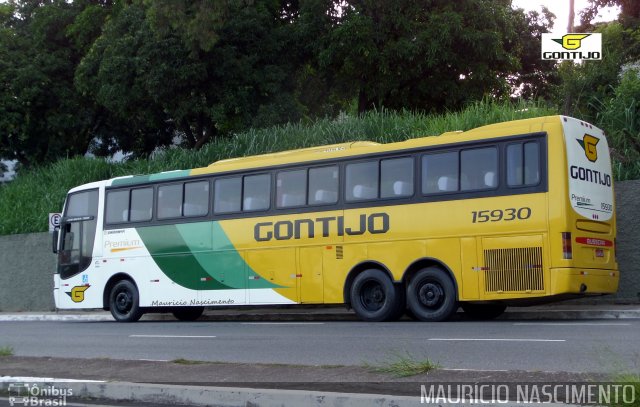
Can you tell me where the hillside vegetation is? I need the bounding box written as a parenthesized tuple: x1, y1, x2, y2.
(0, 99, 636, 236)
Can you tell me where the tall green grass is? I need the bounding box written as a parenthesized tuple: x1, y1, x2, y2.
(1, 99, 557, 235)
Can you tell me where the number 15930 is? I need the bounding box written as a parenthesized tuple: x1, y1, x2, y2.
(471, 207, 531, 223)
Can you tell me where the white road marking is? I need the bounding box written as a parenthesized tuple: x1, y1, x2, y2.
(0, 376, 104, 383)
(428, 338, 565, 342)
(240, 322, 325, 325)
(136, 358, 170, 362)
(442, 368, 509, 372)
(513, 322, 631, 326)
(129, 335, 216, 338)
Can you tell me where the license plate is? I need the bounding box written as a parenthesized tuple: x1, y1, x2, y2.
(595, 248, 604, 258)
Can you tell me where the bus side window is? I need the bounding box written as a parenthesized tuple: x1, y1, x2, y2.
(381, 157, 413, 198)
(277, 169, 307, 208)
(106, 190, 130, 223)
(461, 147, 498, 191)
(158, 184, 183, 219)
(507, 142, 540, 187)
(130, 187, 153, 222)
(308, 166, 338, 205)
(184, 181, 209, 217)
(214, 177, 241, 214)
(346, 161, 379, 201)
(422, 152, 459, 194)
(243, 174, 270, 211)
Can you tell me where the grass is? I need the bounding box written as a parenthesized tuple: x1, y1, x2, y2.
(365, 351, 440, 377)
(606, 373, 640, 407)
(0, 99, 557, 236)
(0, 346, 14, 356)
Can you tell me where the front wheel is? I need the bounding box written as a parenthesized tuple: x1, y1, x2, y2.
(406, 267, 457, 322)
(172, 306, 205, 321)
(109, 280, 143, 322)
(350, 269, 404, 322)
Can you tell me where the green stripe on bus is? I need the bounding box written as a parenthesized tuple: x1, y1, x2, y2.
(111, 170, 191, 187)
(137, 222, 280, 290)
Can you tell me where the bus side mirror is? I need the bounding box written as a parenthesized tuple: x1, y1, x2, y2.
(52, 229, 59, 254)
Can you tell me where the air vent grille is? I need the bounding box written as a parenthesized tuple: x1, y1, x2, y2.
(484, 247, 544, 292)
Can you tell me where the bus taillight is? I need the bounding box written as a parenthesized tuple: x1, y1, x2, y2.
(562, 232, 572, 259)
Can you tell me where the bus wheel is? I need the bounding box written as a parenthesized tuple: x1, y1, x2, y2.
(407, 267, 457, 322)
(109, 280, 143, 322)
(461, 303, 507, 320)
(172, 307, 205, 322)
(350, 269, 404, 322)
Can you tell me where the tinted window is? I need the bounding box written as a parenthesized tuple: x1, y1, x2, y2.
(507, 142, 540, 186)
(346, 161, 379, 201)
(381, 157, 413, 198)
(130, 188, 153, 222)
(158, 184, 182, 219)
(309, 166, 338, 205)
(184, 181, 209, 217)
(422, 152, 458, 194)
(106, 190, 129, 223)
(214, 177, 241, 214)
(277, 170, 307, 208)
(524, 142, 540, 185)
(243, 174, 270, 211)
(461, 147, 498, 191)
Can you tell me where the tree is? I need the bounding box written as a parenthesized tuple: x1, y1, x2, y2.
(315, 0, 535, 114)
(0, 0, 114, 167)
(580, 0, 639, 28)
(76, 0, 304, 156)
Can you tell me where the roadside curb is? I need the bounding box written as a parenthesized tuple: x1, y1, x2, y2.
(0, 378, 420, 407)
(0, 307, 638, 322)
(0, 378, 576, 407)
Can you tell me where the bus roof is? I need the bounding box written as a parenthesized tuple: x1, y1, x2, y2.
(108, 115, 564, 187)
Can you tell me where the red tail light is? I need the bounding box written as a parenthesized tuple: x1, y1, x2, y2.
(562, 232, 572, 259)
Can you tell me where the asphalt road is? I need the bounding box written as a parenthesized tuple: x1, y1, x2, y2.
(0, 319, 638, 373)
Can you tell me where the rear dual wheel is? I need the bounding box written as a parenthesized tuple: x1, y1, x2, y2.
(406, 267, 457, 322)
(350, 269, 405, 322)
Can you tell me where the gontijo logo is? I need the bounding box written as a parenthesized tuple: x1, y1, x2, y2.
(577, 134, 599, 162)
(553, 34, 590, 50)
(66, 285, 90, 302)
(542, 33, 601, 61)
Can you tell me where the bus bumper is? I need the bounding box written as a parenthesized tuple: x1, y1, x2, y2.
(550, 268, 619, 295)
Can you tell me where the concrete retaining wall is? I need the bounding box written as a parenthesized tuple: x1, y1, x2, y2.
(0, 181, 638, 311)
(0, 232, 56, 311)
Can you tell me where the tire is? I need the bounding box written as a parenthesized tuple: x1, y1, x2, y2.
(109, 280, 143, 322)
(406, 267, 457, 322)
(461, 303, 507, 320)
(350, 269, 404, 322)
(172, 306, 205, 321)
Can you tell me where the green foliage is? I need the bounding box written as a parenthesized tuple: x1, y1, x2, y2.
(0, 100, 555, 235)
(317, 0, 542, 114)
(594, 67, 640, 180)
(0, 346, 14, 357)
(365, 351, 440, 377)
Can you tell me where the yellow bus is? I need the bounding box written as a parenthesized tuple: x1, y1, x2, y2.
(53, 115, 618, 322)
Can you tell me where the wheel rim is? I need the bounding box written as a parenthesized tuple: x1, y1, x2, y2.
(359, 280, 386, 312)
(115, 289, 133, 315)
(417, 281, 444, 308)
